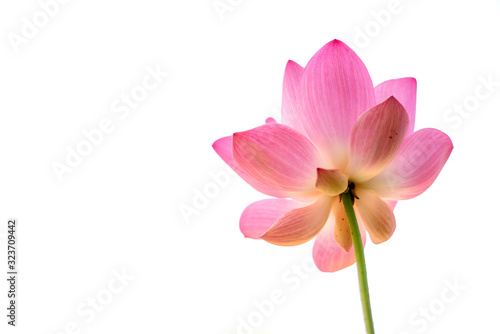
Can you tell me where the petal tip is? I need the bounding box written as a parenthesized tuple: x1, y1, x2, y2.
(212, 137, 224, 150)
(212, 136, 231, 156)
(324, 39, 352, 53)
(385, 95, 404, 107)
(232, 131, 244, 143)
(338, 241, 352, 253)
(286, 59, 302, 68)
(331, 39, 345, 46)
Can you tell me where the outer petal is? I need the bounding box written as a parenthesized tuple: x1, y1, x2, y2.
(260, 196, 332, 246)
(233, 123, 327, 193)
(297, 39, 375, 169)
(213, 136, 308, 198)
(363, 128, 453, 200)
(375, 78, 417, 136)
(347, 97, 409, 183)
(313, 210, 366, 272)
(355, 189, 396, 244)
(281, 60, 306, 135)
(239, 199, 305, 239)
(315, 168, 348, 196)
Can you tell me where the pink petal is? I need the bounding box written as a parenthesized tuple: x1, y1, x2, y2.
(281, 60, 306, 135)
(364, 128, 453, 200)
(260, 196, 332, 246)
(315, 168, 348, 196)
(313, 209, 367, 272)
(239, 199, 305, 239)
(347, 97, 409, 183)
(265, 117, 277, 123)
(355, 189, 396, 244)
(213, 136, 303, 198)
(375, 78, 417, 136)
(385, 200, 398, 210)
(297, 39, 375, 169)
(233, 123, 327, 193)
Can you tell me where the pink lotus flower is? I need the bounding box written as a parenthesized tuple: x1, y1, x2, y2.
(213, 39, 453, 272)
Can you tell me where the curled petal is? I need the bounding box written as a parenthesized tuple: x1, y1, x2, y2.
(355, 188, 396, 244)
(315, 168, 348, 196)
(363, 128, 453, 200)
(261, 196, 332, 246)
(375, 78, 417, 136)
(233, 123, 326, 193)
(213, 136, 309, 198)
(313, 211, 366, 272)
(332, 199, 352, 252)
(297, 40, 375, 169)
(239, 199, 305, 239)
(347, 96, 409, 183)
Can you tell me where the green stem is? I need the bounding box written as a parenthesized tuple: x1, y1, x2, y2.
(341, 192, 375, 334)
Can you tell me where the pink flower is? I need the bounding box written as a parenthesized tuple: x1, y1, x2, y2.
(213, 40, 453, 272)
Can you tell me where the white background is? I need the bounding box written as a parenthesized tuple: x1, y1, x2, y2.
(1, 0, 499, 333)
